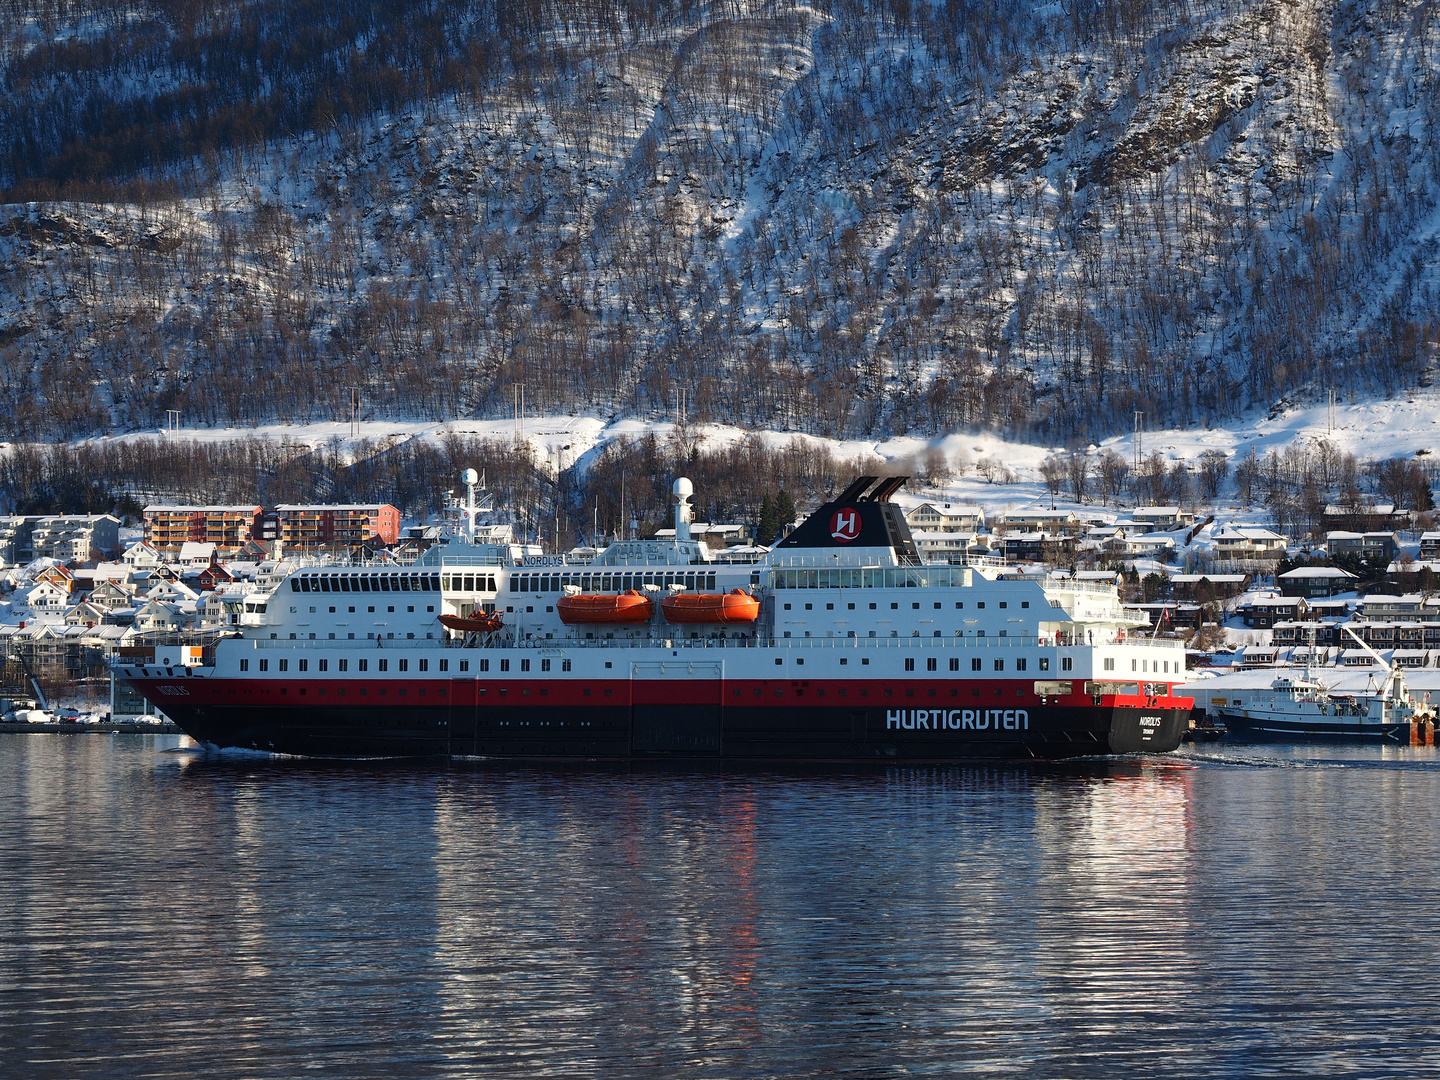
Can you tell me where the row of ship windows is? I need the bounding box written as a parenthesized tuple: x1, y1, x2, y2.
(898, 656, 1072, 672)
(239, 656, 576, 673)
(773, 568, 974, 589)
(1103, 656, 1178, 674)
(513, 571, 719, 593)
(229, 654, 1078, 675)
(291, 573, 440, 594)
(443, 574, 499, 592)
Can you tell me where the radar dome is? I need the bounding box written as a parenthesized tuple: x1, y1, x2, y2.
(672, 477, 694, 498)
(462, 468, 479, 485)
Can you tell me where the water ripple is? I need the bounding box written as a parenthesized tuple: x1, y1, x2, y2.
(3, 734, 1440, 1078)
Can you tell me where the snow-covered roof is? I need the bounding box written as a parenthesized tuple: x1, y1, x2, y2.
(1325, 504, 1396, 516)
(1278, 567, 1357, 579)
(273, 503, 390, 512)
(1217, 526, 1286, 541)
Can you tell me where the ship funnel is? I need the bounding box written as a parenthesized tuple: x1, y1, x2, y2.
(672, 477, 694, 543)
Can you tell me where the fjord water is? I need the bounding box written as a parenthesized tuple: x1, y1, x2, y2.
(3, 736, 1440, 1079)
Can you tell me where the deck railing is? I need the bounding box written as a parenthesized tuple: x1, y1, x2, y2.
(231, 630, 1187, 652)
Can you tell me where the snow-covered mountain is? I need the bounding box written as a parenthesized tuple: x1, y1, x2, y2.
(0, 0, 1437, 443)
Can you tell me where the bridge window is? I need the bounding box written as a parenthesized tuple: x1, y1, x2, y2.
(926, 657, 937, 671)
(1061, 658, 1073, 671)
(240, 659, 249, 672)
(904, 657, 915, 671)
(993, 659, 1003, 671)
(971, 658, 981, 671)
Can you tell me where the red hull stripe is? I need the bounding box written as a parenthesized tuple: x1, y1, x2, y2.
(134, 676, 1194, 712)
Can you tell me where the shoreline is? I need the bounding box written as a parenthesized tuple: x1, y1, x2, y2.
(0, 722, 183, 734)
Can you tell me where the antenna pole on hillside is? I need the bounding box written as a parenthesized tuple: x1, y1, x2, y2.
(1329, 389, 1336, 435)
(350, 389, 360, 438)
(165, 410, 180, 441)
(1133, 411, 1143, 472)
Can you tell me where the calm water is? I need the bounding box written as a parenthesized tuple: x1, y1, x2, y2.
(4, 736, 1440, 1078)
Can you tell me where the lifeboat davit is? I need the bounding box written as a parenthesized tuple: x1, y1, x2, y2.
(661, 589, 761, 625)
(439, 611, 504, 634)
(556, 590, 654, 625)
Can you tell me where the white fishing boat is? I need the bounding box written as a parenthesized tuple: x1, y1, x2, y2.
(1214, 626, 1436, 742)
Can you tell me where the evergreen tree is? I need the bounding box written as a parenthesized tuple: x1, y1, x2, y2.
(774, 490, 797, 537)
(757, 492, 777, 546)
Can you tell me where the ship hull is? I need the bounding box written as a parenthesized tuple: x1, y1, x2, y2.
(1218, 710, 1412, 743)
(143, 689, 1189, 760)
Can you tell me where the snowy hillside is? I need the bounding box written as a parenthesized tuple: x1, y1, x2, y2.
(0, 0, 1437, 444)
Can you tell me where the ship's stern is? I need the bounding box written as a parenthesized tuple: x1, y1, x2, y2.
(1107, 702, 1192, 754)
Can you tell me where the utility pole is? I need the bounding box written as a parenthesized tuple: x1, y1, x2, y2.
(1328, 389, 1336, 436)
(1133, 411, 1143, 472)
(165, 410, 181, 441)
(350, 389, 361, 438)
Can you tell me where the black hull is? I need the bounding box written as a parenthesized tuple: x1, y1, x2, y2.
(157, 700, 1189, 761)
(1219, 711, 1412, 743)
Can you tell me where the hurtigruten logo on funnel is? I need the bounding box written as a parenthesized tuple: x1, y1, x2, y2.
(830, 508, 861, 542)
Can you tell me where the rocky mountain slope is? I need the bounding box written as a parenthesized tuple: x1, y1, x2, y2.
(0, 0, 1436, 442)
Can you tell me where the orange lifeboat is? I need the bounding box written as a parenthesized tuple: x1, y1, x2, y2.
(661, 589, 761, 625)
(556, 590, 654, 625)
(439, 611, 504, 634)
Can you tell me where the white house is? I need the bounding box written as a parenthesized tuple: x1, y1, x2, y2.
(63, 600, 107, 627)
(177, 541, 217, 568)
(19, 581, 70, 612)
(1129, 506, 1196, 533)
(121, 542, 165, 568)
(1213, 526, 1287, 557)
(905, 502, 987, 533)
(133, 599, 189, 632)
(87, 580, 138, 610)
(145, 579, 200, 604)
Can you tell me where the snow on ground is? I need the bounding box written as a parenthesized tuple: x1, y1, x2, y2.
(5, 381, 1435, 522)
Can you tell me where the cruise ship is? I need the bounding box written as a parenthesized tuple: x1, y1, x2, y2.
(116, 475, 1193, 760)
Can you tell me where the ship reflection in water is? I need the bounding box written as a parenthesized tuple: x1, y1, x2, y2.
(4, 735, 1440, 1078)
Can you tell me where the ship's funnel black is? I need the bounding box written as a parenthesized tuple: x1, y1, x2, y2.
(835, 476, 879, 504)
(776, 475, 920, 563)
(866, 476, 908, 502)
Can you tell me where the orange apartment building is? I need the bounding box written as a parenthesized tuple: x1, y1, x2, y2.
(143, 505, 262, 554)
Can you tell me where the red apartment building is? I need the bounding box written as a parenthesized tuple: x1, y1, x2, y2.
(268, 504, 401, 549)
